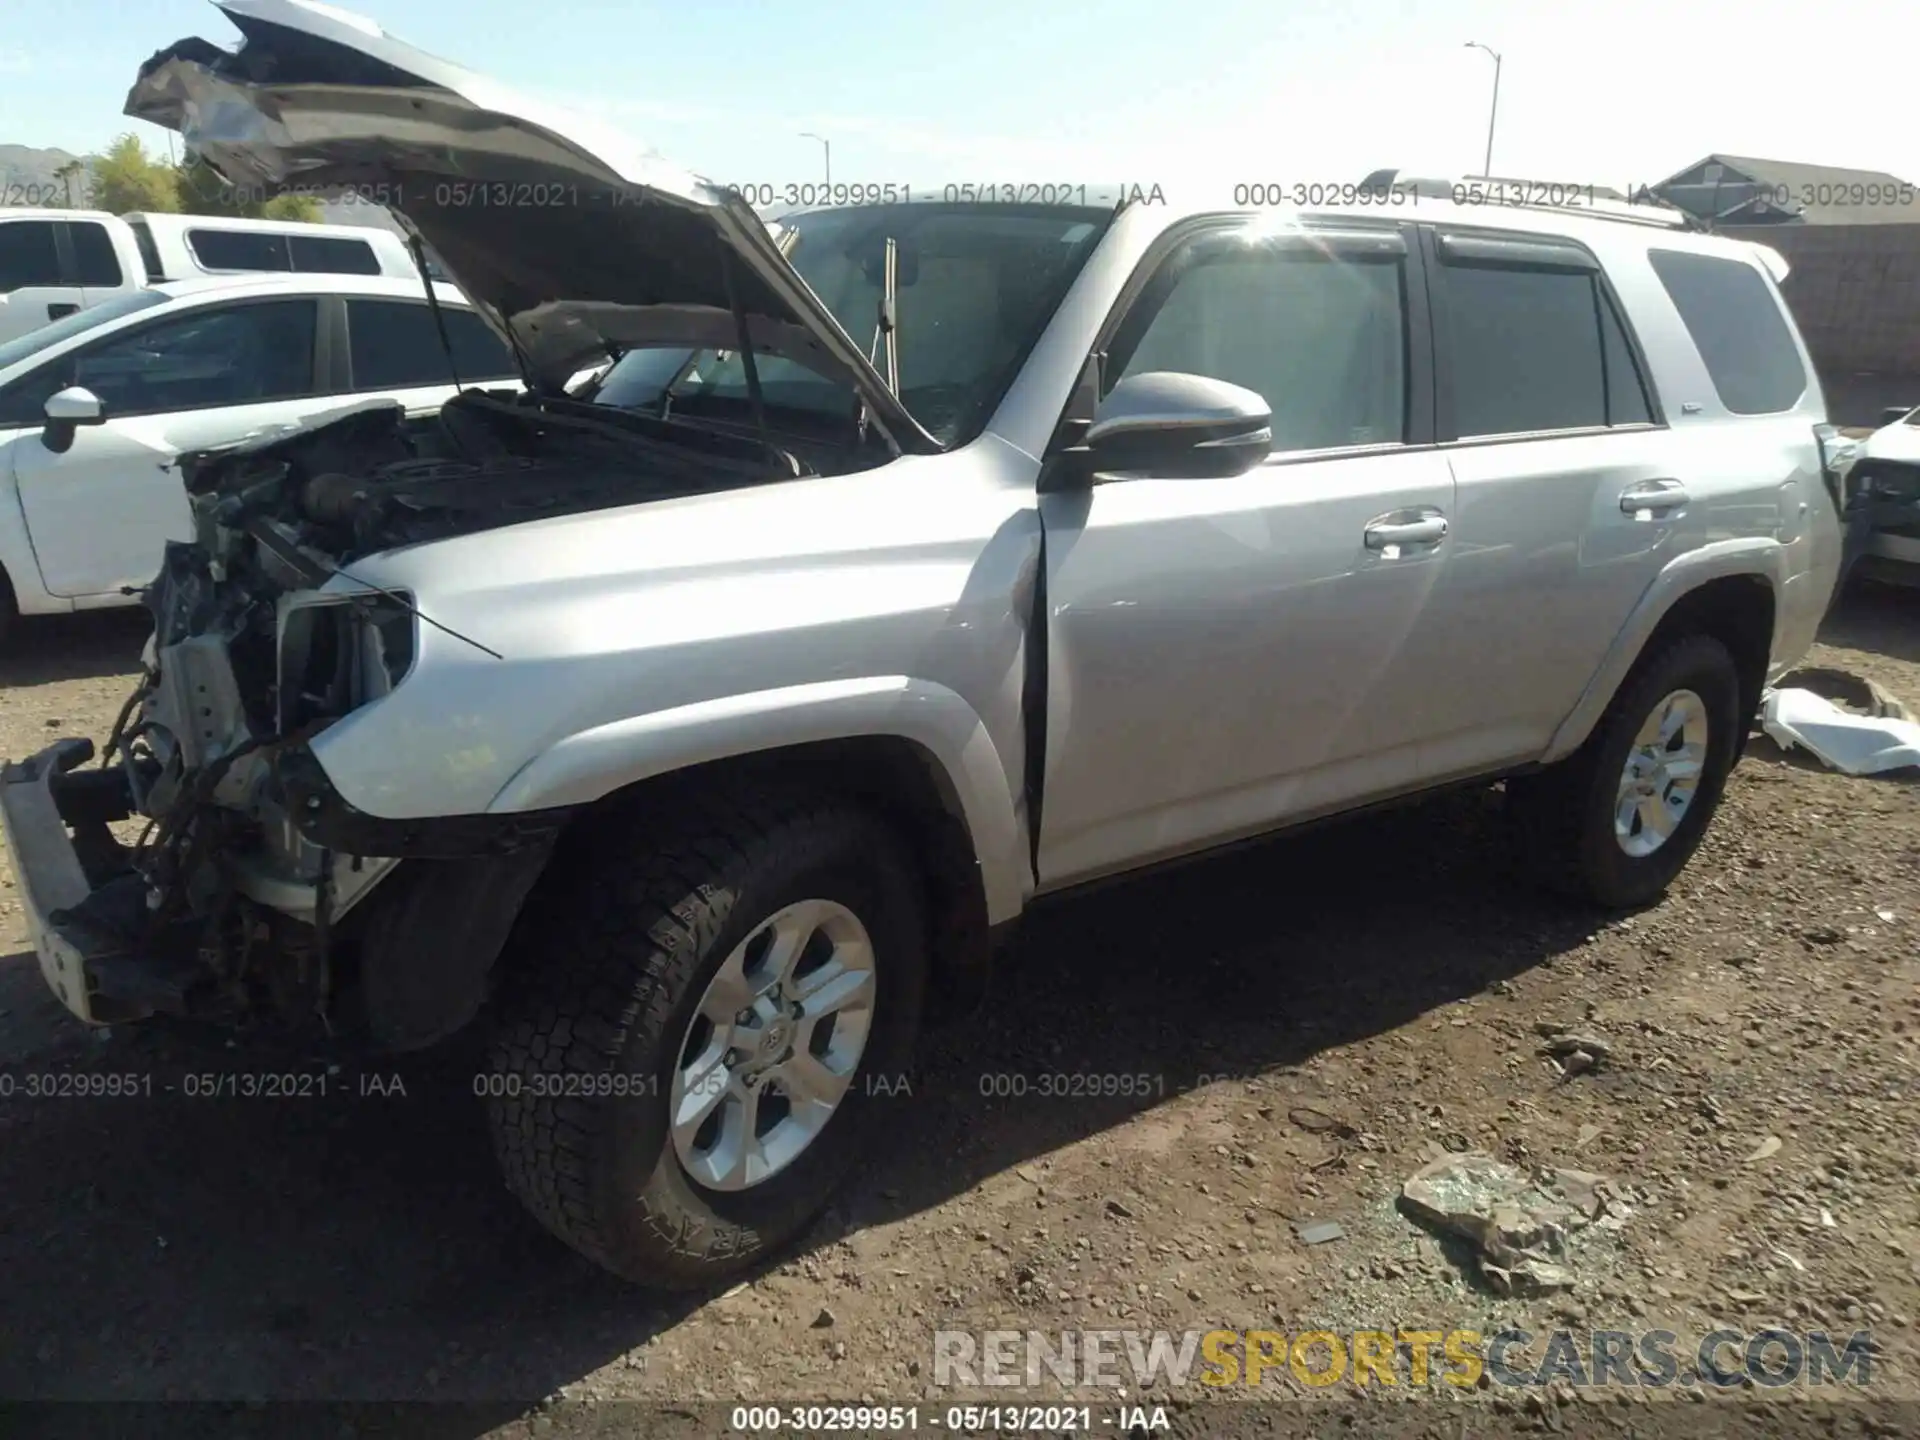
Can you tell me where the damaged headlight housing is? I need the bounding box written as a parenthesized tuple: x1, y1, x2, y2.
(277, 591, 418, 734)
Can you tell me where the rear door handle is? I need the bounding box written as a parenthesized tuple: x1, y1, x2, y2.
(1620, 478, 1689, 517)
(1364, 514, 1449, 550)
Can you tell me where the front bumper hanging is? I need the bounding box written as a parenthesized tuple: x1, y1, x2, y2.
(0, 739, 199, 1026)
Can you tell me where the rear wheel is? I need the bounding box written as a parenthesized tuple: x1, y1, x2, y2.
(1510, 633, 1743, 908)
(486, 793, 927, 1287)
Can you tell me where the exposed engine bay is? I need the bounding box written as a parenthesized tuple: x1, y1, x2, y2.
(48, 387, 860, 1046)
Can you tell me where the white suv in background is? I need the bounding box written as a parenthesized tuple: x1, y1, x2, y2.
(0, 209, 420, 344)
(1843, 403, 1920, 585)
(0, 271, 519, 637)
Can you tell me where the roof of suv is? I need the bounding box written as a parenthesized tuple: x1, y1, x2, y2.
(771, 185, 1788, 278)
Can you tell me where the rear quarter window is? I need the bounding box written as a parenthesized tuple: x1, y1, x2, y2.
(1647, 248, 1807, 415)
(289, 234, 381, 276)
(187, 229, 292, 272)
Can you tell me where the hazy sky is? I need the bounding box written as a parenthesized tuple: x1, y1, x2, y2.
(3, 0, 1917, 197)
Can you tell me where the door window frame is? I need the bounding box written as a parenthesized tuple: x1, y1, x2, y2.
(1422, 223, 1667, 448)
(23, 294, 328, 421)
(325, 294, 518, 393)
(185, 227, 294, 274)
(1043, 213, 1437, 473)
(0, 218, 68, 294)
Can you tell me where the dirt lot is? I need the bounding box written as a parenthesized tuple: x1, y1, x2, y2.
(0, 589, 1916, 1439)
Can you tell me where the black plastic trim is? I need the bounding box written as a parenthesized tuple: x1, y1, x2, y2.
(316, 293, 349, 392)
(49, 222, 79, 288)
(271, 745, 574, 859)
(1435, 231, 1598, 272)
(1398, 220, 1436, 447)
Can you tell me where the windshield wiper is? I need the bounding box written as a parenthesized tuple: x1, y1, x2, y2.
(867, 235, 901, 397)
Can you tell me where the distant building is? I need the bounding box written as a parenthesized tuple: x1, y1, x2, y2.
(1646, 155, 1920, 424)
(1646, 154, 1920, 227)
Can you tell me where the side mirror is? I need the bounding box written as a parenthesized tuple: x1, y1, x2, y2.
(42, 386, 106, 455)
(1879, 405, 1917, 428)
(1079, 371, 1272, 481)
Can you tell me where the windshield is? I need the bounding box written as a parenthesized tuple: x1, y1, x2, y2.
(0, 288, 170, 374)
(591, 203, 1109, 446)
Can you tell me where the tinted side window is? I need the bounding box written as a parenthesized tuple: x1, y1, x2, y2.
(444, 310, 518, 380)
(346, 300, 517, 389)
(0, 221, 63, 293)
(289, 234, 381, 276)
(1112, 244, 1406, 452)
(1444, 263, 1606, 436)
(69, 222, 124, 287)
(1647, 248, 1806, 414)
(66, 300, 317, 415)
(188, 229, 291, 272)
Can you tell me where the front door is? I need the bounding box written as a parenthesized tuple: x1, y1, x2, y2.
(1035, 219, 1457, 889)
(11, 297, 326, 598)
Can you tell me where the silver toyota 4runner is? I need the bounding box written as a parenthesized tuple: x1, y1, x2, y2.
(0, 0, 1845, 1287)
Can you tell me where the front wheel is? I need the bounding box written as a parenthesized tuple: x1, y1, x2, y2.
(1510, 633, 1743, 909)
(486, 795, 928, 1288)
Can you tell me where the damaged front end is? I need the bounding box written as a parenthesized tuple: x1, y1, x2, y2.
(0, 393, 760, 1046)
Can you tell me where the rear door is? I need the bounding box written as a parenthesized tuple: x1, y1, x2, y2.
(1036, 217, 1459, 887)
(1403, 225, 1675, 780)
(0, 219, 85, 342)
(9, 296, 332, 598)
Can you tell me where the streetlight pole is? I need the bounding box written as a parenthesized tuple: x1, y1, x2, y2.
(799, 132, 830, 187)
(1464, 42, 1501, 177)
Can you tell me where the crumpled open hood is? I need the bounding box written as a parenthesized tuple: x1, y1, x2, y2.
(127, 0, 936, 452)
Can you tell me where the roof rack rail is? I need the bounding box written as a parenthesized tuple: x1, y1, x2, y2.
(1360, 169, 1700, 230)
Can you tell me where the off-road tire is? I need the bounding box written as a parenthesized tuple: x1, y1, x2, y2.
(1509, 633, 1743, 909)
(486, 793, 927, 1288)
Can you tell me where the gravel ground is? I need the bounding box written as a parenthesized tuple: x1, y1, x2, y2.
(0, 587, 1915, 1440)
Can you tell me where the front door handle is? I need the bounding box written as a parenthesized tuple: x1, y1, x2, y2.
(46, 302, 78, 320)
(1364, 514, 1449, 551)
(1620, 478, 1689, 517)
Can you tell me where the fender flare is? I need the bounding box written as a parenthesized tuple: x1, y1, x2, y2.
(487, 674, 1031, 925)
(1541, 538, 1785, 765)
